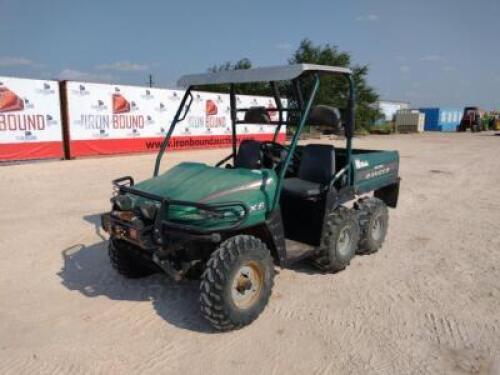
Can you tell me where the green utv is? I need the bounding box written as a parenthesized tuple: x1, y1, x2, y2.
(101, 65, 400, 331)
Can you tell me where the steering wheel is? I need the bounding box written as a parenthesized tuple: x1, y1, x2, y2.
(260, 141, 289, 169)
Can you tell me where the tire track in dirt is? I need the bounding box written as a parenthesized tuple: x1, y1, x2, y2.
(130, 341, 182, 374)
(1, 354, 89, 375)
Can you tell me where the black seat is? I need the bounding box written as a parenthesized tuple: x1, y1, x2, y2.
(234, 140, 262, 169)
(283, 144, 335, 198)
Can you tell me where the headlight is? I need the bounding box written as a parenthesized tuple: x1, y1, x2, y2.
(140, 203, 159, 220)
(197, 209, 224, 219)
(113, 195, 133, 211)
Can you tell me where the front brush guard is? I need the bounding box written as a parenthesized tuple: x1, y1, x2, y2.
(110, 176, 250, 244)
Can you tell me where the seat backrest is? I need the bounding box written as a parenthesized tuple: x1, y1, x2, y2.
(234, 140, 262, 169)
(297, 144, 335, 184)
(308, 105, 341, 129)
(244, 107, 272, 124)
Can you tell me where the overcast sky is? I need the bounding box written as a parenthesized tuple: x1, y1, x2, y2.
(1, 0, 498, 109)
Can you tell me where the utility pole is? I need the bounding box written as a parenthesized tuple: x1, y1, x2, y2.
(148, 74, 154, 88)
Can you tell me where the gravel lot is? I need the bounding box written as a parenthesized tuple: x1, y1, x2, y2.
(1, 132, 499, 374)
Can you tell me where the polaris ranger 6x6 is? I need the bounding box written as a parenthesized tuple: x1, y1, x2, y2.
(101, 64, 401, 331)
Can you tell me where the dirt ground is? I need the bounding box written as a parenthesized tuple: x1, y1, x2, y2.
(1, 132, 499, 374)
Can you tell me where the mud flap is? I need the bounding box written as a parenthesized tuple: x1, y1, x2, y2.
(265, 209, 287, 266)
(374, 179, 400, 208)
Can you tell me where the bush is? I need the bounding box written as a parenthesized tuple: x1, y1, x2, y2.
(369, 122, 394, 135)
(355, 127, 370, 136)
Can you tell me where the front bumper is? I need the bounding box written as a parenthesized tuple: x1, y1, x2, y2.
(101, 211, 155, 249)
(101, 210, 225, 250)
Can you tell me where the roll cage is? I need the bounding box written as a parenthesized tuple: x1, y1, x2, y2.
(153, 64, 356, 211)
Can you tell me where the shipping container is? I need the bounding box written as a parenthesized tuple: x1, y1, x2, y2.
(395, 109, 425, 133)
(419, 107, 462, 132)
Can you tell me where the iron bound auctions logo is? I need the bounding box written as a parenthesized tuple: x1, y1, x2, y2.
(112, 93, 130, 114)
(205, 99, 226, 128)
(0, 86, 24, 112)
(0, 85, 45, 135)
(187, 99, 226, 131)
(205, 99, 218, 116)
(78, 91, 145, 133)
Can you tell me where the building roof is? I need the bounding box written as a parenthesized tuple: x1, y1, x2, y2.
(377, 100, 410, 105)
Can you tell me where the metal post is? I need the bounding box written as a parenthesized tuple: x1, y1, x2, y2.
(230, 84, 238, 163)
(345, 76, 356, 186)
(153, 88, 192, 176)
(271, 74, 321, 210)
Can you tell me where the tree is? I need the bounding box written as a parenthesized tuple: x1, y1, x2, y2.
(205, 39, 382, 130)
(289, 39, 381, 130)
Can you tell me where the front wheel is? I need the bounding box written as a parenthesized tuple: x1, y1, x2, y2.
(200, 235, 275, 331)
(108, 238, 158, 278)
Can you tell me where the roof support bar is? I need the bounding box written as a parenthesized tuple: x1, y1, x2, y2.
(271, 74, 321, 211)
(270, 81, 283, 143)
(229, 84, 238, 163)
(154, 88, 193, 177)
(345, 75, 356, 185)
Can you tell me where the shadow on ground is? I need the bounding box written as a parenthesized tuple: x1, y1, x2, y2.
(58, 215, 216, 333)
(287, 260, 327, 275)
(60, 214, 326, 332)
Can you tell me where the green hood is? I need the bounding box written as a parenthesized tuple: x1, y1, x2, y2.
(129, 162, 277, 228)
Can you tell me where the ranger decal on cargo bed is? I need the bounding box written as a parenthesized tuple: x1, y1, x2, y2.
(357, 162, 399, 181)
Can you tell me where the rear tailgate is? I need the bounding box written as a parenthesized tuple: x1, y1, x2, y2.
(352, 150, 399, 194)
